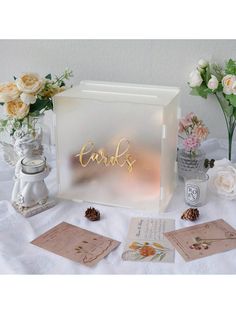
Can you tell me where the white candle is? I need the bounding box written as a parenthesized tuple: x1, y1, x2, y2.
(21, 156, 46, 174)
(184, 171, 209, 207)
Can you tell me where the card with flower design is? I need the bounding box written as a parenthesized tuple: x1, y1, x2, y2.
(122, 218, 175, 263)
(164, 219, 236, 262)
(31, 222, 120, 267)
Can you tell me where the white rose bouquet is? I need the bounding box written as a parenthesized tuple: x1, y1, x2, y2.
(0, 69, 73, 136)
(207, 159, 236, 200)
(188, 59, 236, 161)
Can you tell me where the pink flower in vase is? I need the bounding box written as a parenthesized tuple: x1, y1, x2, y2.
(178, 112, 196, 133)
(194, 125, 209, 141)
(183, 135, 200, 153)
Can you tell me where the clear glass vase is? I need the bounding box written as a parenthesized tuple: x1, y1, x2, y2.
(177, 148, 206, 179)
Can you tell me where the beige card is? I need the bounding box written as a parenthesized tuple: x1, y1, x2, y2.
(122, 218, 175, 263)
(164, 219, 236, 262)
(31, 222, 120, 267)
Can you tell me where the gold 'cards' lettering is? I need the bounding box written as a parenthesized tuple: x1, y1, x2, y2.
(75, 138, 136, 173)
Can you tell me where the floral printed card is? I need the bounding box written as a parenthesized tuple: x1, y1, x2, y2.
(122, 218, 175, 263)
(31, 222, 120, 267)
(164, 219, 236, 262)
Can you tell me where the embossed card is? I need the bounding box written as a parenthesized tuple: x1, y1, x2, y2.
(164, 219, 236, 262)
(31, 222, 120, 267)
(122, 218, 175, 263)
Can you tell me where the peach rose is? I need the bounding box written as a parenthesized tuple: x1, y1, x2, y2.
(0, 82, 20, 102)
(16, 73, 44, 94)
(5, 99, 29, 119)
(194, 125, 209, 140)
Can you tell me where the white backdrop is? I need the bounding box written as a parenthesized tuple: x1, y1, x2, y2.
(0, 39, 236, 139)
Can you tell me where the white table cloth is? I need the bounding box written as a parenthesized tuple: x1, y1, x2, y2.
(0, 139, 236, 274)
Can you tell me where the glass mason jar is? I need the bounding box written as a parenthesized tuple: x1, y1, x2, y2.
(177, 148, 206, 179)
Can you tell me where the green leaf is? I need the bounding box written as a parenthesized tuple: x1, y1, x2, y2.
(215, 83, 223, 93)
(224, 104, 234, 116)
(29, 98, 53, 113)
(225, 59, 236, 75)
(151, 253, 162, 261)
(216, 93, 234, 117)
(205, 65, 211, 83)
(190, 84, 212, 99)
(200, 65, 211, 84)
(225, 94, 236, 107)
(211, 63, 224, 81)
(1, 120, 8, 127)
(45, 74, 52, 80)
(159, 253, 166, 261)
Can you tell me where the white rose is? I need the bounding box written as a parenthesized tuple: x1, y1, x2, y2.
(222, 74, 236, 95)
(189, 69, 203, 87)
(207, 75, 219, 90)
(16, 73, 44, 94)
(231, 81, 236, 95)
(198, 59, 208, 69)
(20, 92, 37, 105)
(207, 159, 236, 200)
(0, 82, 20, 102)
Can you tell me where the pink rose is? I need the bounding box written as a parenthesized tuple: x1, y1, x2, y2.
(183, 135, 200, 152)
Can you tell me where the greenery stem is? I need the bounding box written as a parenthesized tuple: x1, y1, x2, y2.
(215, 93, 230, 131)
(215, 93, 235, 160)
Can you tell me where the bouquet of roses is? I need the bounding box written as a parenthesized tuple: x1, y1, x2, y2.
(188, 58, 236, 160)
(0, 69, 73, 136)
(179, 112, 209, 156)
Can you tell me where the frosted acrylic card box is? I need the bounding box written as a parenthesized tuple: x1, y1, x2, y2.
(53, 81, 180, 210)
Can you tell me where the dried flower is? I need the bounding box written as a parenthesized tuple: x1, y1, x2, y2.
(139, 245, 156, 257)
(179, 112, 209, 156)
(183, 135, 200, 152)
(129, 242, 140, 250)
(194, 125, 209, 141)
(178, 112, 195, 133)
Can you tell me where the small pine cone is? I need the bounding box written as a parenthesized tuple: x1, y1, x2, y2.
(181, 208, 199, 221)
(85, 207, 100, 221)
